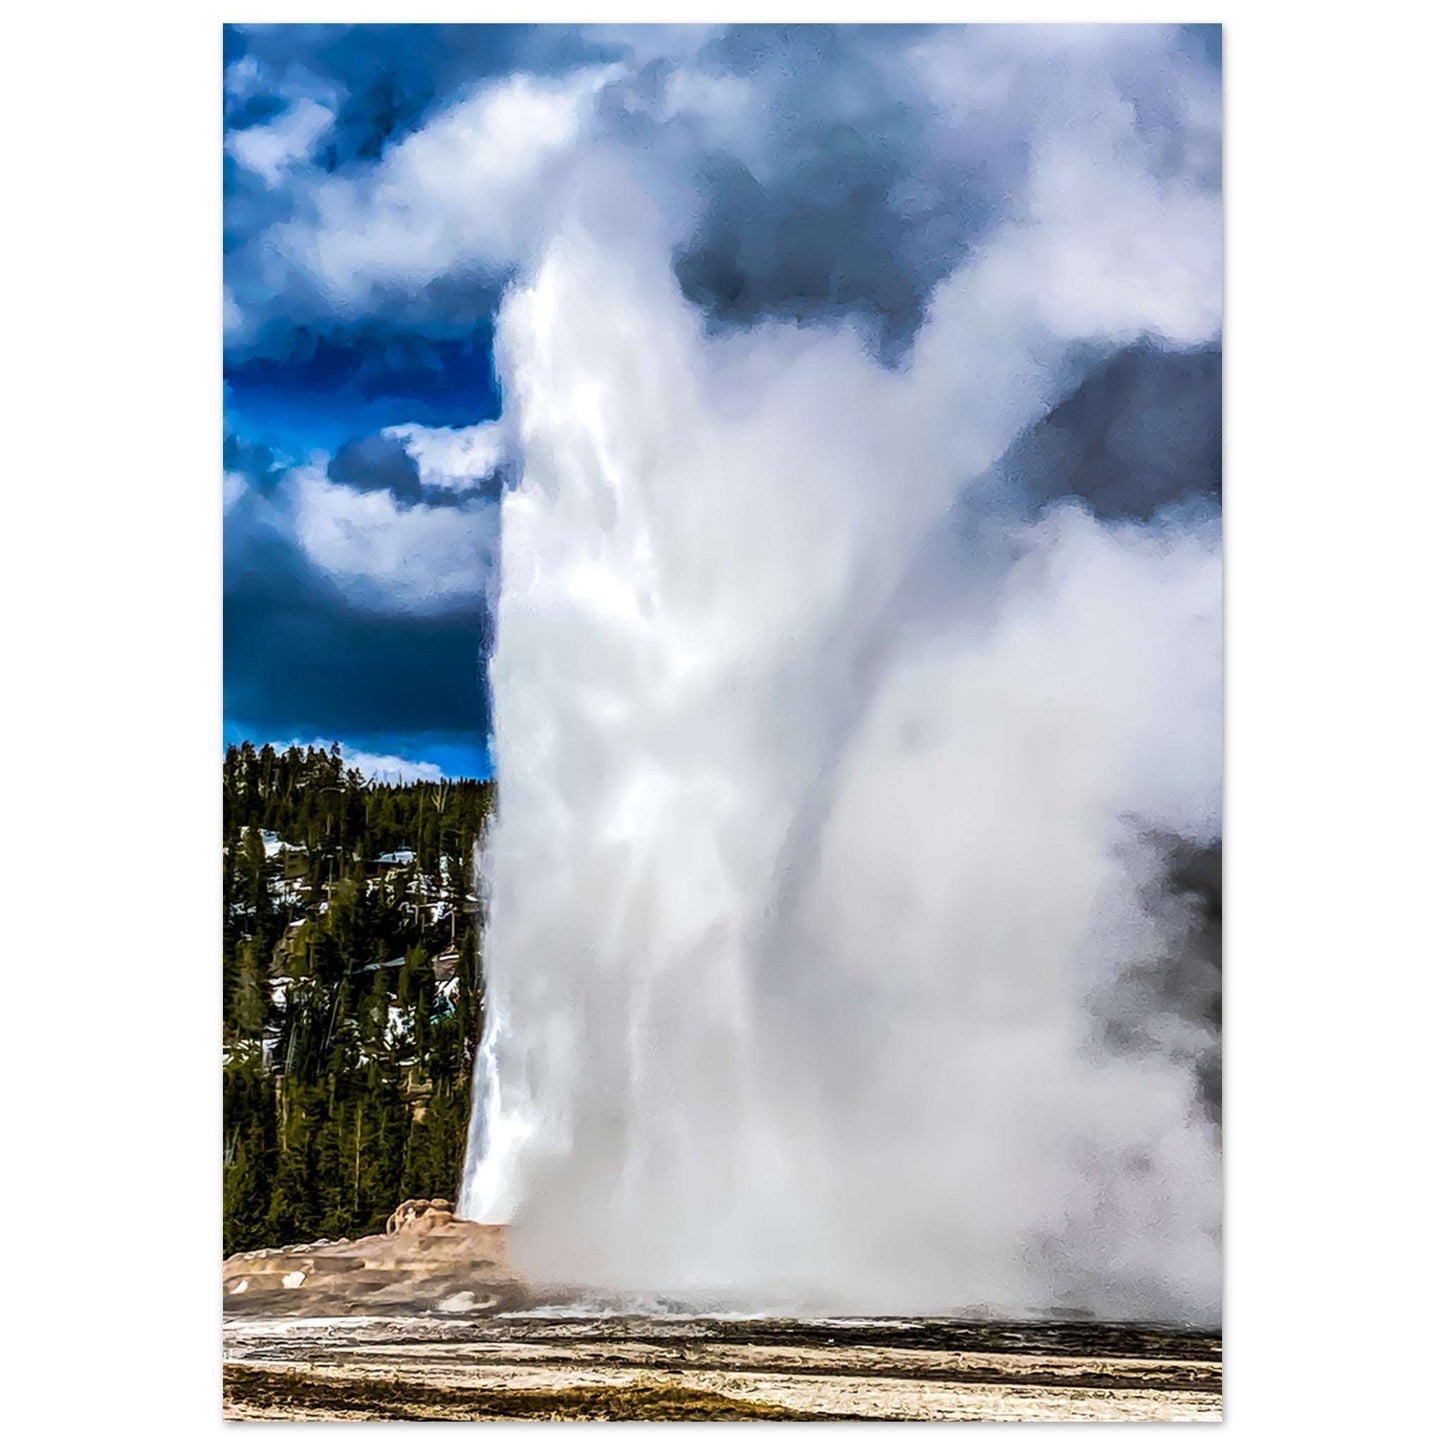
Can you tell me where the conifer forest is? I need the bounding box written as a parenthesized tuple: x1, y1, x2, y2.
(222, 742, 491, 1254)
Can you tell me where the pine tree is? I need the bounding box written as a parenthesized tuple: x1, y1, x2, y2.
(222, 744, 493, 1252)
(230, 939, 268, 1039)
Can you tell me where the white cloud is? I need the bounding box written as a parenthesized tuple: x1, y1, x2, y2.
(285, 461, 497, 617)
(382, 420, 510, 493)
(227, 96, 335, 189)
(222, 471, 248, 513)
(223, 55, 265, 100)
(273, 739, 444, 786)
(265, 68, 617, 310)
(336, 746, 443, 785)
(907, 24, 1222, 348)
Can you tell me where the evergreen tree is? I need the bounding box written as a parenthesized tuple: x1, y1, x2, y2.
(222, 744, 494, 1251)
(229, 939, 268, 1039)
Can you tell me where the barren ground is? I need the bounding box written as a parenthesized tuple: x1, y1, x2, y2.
(222, 1312, 1222, 1421)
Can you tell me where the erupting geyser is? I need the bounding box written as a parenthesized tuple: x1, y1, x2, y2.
(458, 30, 1222, 1327)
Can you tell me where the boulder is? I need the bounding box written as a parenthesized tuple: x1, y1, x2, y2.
(224, 1202, 521, 1318)
(386, 1198, 458, 1235)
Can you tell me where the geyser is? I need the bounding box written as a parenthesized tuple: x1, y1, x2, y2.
(458, 27, 1221, 1327)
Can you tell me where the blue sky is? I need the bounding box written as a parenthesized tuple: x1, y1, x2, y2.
(223, 23, 1221, 782)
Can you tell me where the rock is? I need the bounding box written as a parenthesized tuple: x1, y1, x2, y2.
(224, 1201, 523, 1318)
(386, 1198, 457, 1235)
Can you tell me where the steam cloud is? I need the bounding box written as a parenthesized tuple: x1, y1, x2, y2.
(450, 26, 1222, 1326)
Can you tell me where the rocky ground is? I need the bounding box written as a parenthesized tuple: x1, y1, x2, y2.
(224, 1198, 525, 1318)
(222, 1202, 1223, 1421)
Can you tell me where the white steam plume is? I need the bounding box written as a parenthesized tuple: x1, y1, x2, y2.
(457, 27, 1222, 1327)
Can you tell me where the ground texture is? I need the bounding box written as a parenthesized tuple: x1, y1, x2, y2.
(222, 1312, 1222, 1421)
(223, 1206, 1221, 1421)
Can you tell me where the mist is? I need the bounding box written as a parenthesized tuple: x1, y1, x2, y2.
(454, 25, 1222, 1327)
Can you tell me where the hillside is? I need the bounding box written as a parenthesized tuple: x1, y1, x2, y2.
(222, 742, 492, 1255)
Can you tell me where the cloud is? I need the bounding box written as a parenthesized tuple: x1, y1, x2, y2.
(382, 420, 509, 493)
(223, 430, 493, 743)
(223, 53, 267, 102)
(275, 738, 445, 785)
(227, 96, 336, 188)
(223, 470, 248, 512)
(994, 345, 1222, 523)
(325, 432, 422, 499)
(224, 513, 491, 743)
(224, 24, 1219, 363)
(256, 67, 618, 319)
(286, 458, 498, 617)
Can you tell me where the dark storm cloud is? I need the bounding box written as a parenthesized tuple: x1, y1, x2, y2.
(223, 23, 625, 367)
(999, 346, 1223, 523)
(224, 407, 499, 749)
(1092, 831, 1222, 1125)
(223, 431, 286, 490)
(328, 433, 420, 499)
(228, 280, 509, 378)
(224, 23, 1007, 365)
(664, 26, 1220, 363)
(328, 431, 506, 510)
(223, 513, 490, 744)
(225, 23, 619, 167)
(669, 25, 1001, 355)
(224, 324, 502, 453)
(229, 23, 1220, 367)
(673, 149, 940, 354)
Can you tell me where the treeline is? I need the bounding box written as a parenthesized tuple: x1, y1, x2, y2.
(222, 742, 494, 1255)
